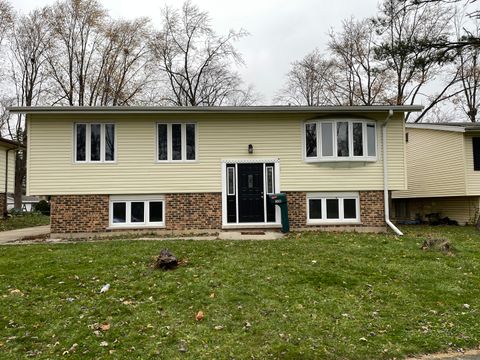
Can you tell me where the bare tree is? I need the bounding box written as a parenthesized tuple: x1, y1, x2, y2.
(45, 0, 106, 105)
(455, 43, 480, 122)
(374, 0, 454, 118)
(0, 0, 12, 48)
(275, 49, 336, 106)
(151, 1, 251, 106)
(89, 17, 152, 105)
(329, 18, 393, 105)
(6, 9, 50, 208)
(0, 1, 13, 131)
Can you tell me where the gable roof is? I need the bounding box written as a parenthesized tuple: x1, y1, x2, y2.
(7, 105, 423, 115)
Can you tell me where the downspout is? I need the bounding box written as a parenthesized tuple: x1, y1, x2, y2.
(382, 109, 403, 236)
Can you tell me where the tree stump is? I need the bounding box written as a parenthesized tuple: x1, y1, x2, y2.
(420, 238, 452, 254)
(154, 249, 178, 270)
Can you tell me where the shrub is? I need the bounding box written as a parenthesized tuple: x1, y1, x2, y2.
(33, 200, 50, 216)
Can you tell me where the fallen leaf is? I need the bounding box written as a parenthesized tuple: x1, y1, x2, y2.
(209, 293, 215, 298)
(67, 343, 78, 353)
(10, 289, 24, 296)
(214, 325, 223, 330)
(195, 311, 204, 321)
(100, 323, 110, 331)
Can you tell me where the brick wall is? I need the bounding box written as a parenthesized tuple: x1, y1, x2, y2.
(165, 193, 222, 230)
(51, 195, 109, 233)
(50, 191, 385, 234)
(50, 193, 222, 234)
(359, 191, 385, 227)
(286, 191, 385, 229)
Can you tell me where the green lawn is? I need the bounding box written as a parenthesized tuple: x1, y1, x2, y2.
(0, 226, 479, 359)
(0, 213, 50, 232)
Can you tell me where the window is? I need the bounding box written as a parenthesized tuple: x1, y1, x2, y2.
(266, 166, 274, 194)
(307, 193, 360, 224)
(110, 196, 165, 228)
(305, 123, 317, 158)
(337, 122, 349, 157)
(473, 137, 480, 171)
(75, 123, 116, 163)
(304, 120, 377, 162)
(227, 167, 235, 196)
(157, 123, 197, 162)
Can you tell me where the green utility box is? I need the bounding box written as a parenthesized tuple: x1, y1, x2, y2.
(268, 193, 290, 233)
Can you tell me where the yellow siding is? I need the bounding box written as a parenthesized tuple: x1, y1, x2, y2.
(0, 145, 16, 193)
(464, 135, 480, 195)
(394, 128, 467, 198)
(27, 113, 406, 195)
(403, 196, 479, 225)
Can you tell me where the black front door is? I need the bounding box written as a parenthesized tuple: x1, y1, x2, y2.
(238, 163, 264, 223)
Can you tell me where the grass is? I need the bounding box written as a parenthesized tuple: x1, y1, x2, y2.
(0, 213, 50, 232)
(0, 226, 479, 359)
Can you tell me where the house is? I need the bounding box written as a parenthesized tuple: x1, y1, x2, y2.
(0, 137, 23, 217)
(7, 195, 41, 212)
(8, 105, 422, 237)
(393, 123, 480, 225)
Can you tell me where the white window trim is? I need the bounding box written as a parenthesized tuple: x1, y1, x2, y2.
(156, 122, 198, 163)
(74, 122, 116, 164)
(109, 195, 165, 229)
(306, 192, 361, 225)
(303, 119, 378, 163)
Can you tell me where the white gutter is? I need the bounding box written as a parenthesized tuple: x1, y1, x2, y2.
(382, 109, 403, 236)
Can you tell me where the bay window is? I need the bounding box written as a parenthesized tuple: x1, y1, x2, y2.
(304, 119, 377, 162)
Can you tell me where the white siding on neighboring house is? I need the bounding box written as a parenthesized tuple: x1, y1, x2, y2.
(0, 144, 16, 193)
(394, 128, 467, 198)
(27, 113, 407, 196)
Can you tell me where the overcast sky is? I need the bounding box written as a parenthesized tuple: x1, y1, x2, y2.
(10, 0, 381, 103)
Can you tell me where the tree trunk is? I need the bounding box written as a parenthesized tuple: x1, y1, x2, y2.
(13, 149, 25, 210)
(13, 129, 27, 211)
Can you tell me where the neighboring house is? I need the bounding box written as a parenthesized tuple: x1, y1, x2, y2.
(7, 195, 41, 212)
(393, 123, 480, 225)
(9, 105, 422, 236)
(0, 137, 23, 217)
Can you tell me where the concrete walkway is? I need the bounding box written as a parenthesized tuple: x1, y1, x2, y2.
(0, 225, 50, 244)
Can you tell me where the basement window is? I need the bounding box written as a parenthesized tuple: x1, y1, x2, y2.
(304, 119, 377, 162)
(109, 196, 165, 228)
(307, 192, 360, 224)
(75, 123, 116, 163)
